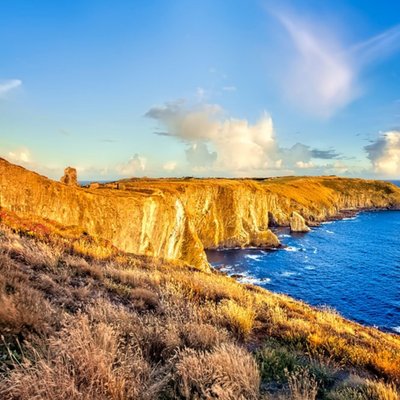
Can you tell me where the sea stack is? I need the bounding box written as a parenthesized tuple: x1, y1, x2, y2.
(289, 211, 310, 232)
(60, 167, 78, 186)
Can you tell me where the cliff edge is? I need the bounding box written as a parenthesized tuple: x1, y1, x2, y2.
(1, 158, 400, 269)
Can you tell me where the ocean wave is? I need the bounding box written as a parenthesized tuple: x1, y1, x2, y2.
(238, 276, 271, 285)
(393, 326, 400, 334)
(304, 265, 316, 270)
(325, 230, 334, 234)
(281, 271, 297, 277)
(218, 265, 234, 273)
(245, 254, 262, 261)
(284, 246, 301, 252)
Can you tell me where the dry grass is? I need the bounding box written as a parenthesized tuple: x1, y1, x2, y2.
(175, 343, 260, 400)
(0, 220, 399, 399)
(218, 299, 256, 339)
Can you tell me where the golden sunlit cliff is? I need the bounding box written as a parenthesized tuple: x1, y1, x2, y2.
(1, 157, 400, 270)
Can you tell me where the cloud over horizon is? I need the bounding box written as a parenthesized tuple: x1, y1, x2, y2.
(365, 131, 400, 176)
(146, 101, 348, 176)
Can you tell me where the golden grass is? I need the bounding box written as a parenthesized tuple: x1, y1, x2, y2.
(0, 219, 399, 399)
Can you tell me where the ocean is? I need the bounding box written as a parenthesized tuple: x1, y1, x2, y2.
(207, 181, 400, 334)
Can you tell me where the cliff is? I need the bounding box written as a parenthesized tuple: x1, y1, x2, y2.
(1, 158, 400, 269)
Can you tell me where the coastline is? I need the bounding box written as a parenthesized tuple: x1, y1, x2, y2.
(208, 208, 400, 335)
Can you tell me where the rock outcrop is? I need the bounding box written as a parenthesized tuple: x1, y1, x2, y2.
(61, 167, 78, 186)
(290, 212, 311, 232)
(1, 157, 400, 269)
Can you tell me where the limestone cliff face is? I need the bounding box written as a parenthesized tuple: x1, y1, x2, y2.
(1, 158, 400, 269)
(0, 159, 207, 269)
(289, 212, 310, 232)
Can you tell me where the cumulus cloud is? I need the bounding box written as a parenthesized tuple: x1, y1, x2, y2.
(272, 10, 400, 117)
(0, 79, 22, 97)
(365, 131, 400, 176)
(145, 101, 221, 141)
(7, 148, 31, 163)
(163, 161, 178, 171)
(296, 161, 315, 169)
(146, 101, 279, 174)
(115, 154, 146, 176)
(0, 147, 66, 179)
(146, 101, 344, 176)
(185, 142, 217, 168)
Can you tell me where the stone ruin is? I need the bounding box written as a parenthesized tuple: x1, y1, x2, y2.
(60, 167, 78, 186)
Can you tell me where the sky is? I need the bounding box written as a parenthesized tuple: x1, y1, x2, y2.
(1, 0, 400, 180)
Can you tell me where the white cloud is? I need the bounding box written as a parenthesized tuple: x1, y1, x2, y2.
(272, 11, 400, 117)
(146, 101, 343, 176)
(365, 131, 400, 176)
(277, 14, 355, 117)
(0, 79, 22, 97)
(296, 161, 314, 169)
(185, 142, 217, 168)
(115, 154, 146, 177)
(163, 161, 177, 171)
(7, 148, 31, 163)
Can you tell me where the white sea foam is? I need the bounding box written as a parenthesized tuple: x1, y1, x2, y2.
(245, 254, 262, 261)
(218, 265, 234, 273)
(305, 265, 316, 270)
(321, 221, 333, 225)
(238, 276, 271, 285)
(393, 326, 400, 334)
(279, 234, 291, 238)
(284, 246, 300, 252)
(281, 271, 296, 277)
(325, 230, 334, 234)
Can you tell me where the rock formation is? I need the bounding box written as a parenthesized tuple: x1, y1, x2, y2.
(60, 167, 78, 186)
(1, 157, 400, 269)
(289, 211, 311, 232)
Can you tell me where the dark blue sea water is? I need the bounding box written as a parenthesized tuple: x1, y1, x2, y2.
(207, 208, 400, 334)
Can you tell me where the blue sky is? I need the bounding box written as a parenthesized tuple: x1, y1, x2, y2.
(1, 0, 400, 179)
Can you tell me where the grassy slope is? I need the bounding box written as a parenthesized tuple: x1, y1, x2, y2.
(0, 210, 399, 400)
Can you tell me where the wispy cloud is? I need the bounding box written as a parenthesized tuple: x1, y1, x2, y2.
(99, 138, 118, 143)
(350, 25, 400, 65)
(271, 10, 400, 117)
(222, 86, 237, 92)
(0, 79, 22, 97)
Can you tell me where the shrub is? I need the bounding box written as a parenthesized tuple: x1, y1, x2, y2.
(287, 368, 318, 400)
(130, 287, 160, 312)
(256, 343, 299, 383)
(327, 379, 399, 400)
(0, 315, 162, 400)
(180, 322, 229, 350)
(175, 343, 260, 400)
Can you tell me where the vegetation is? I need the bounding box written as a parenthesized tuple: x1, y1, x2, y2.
(0, 209, 399, 399)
